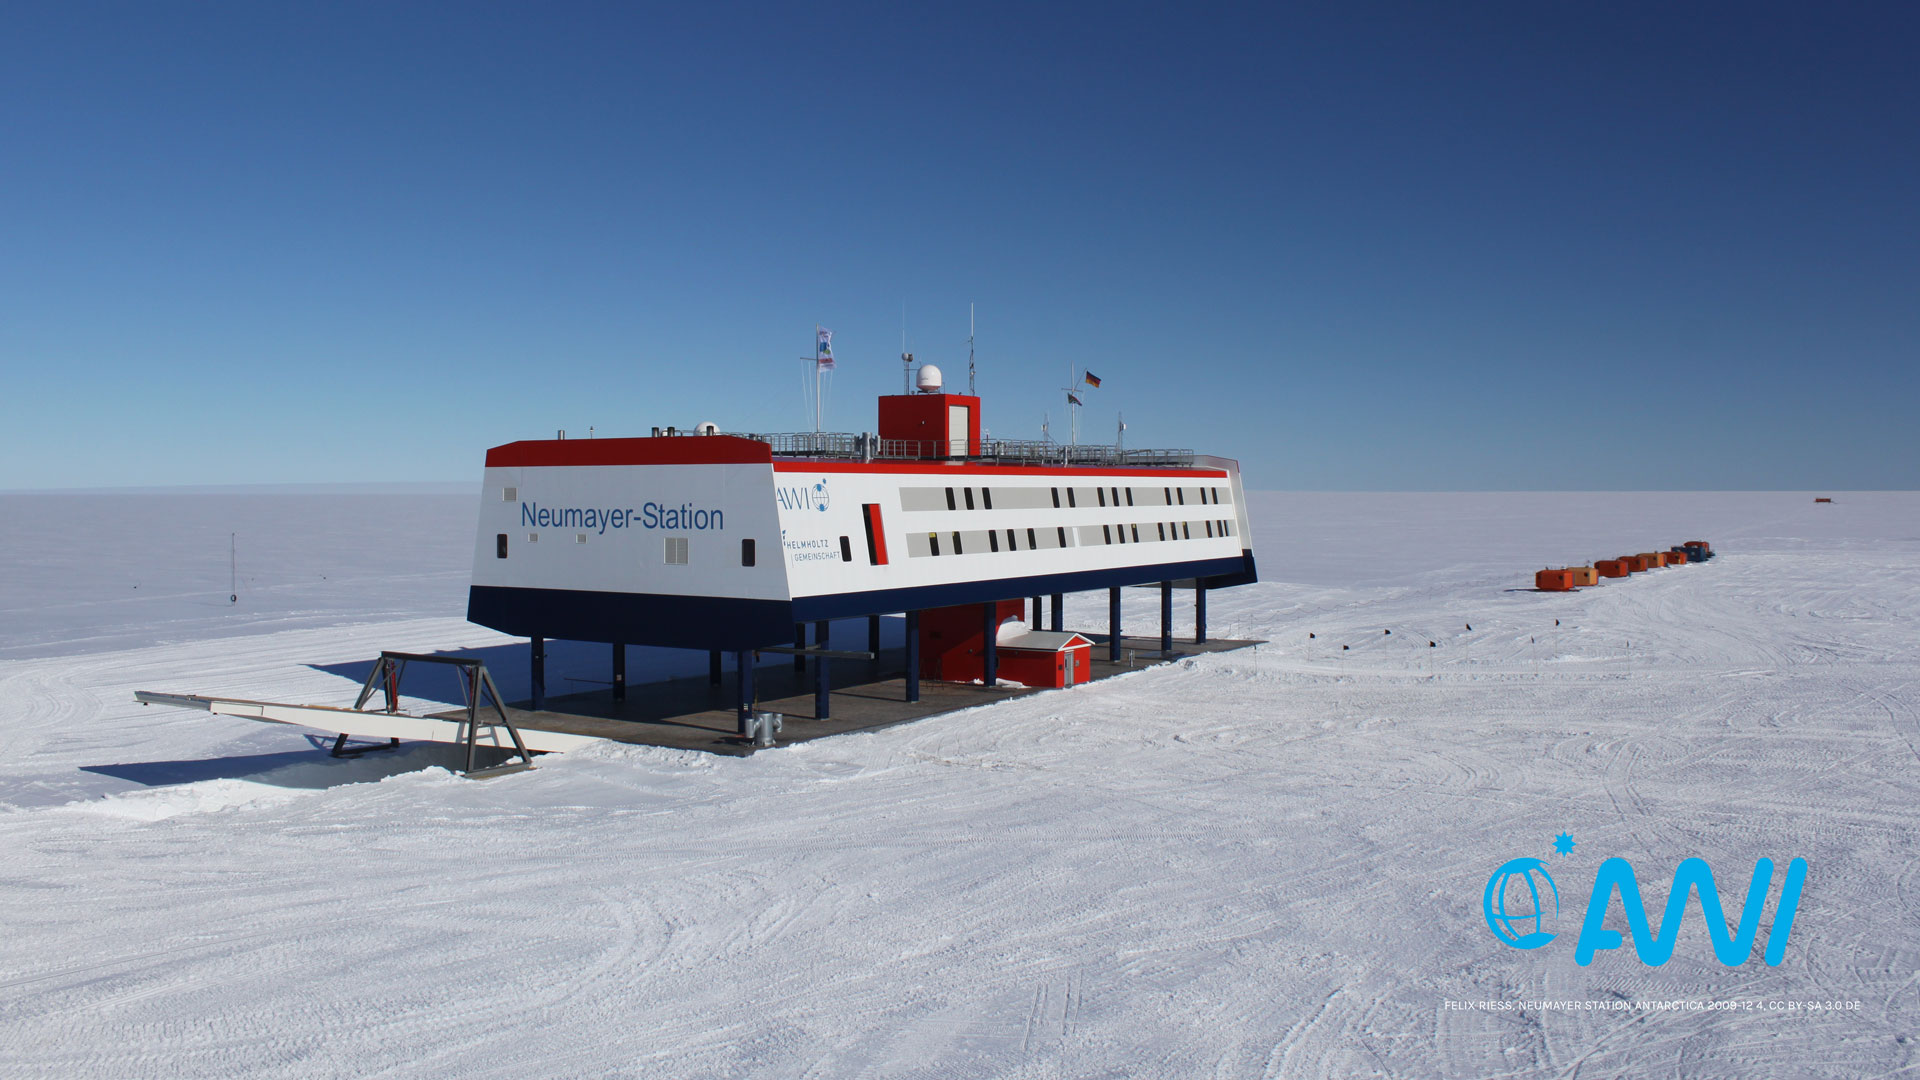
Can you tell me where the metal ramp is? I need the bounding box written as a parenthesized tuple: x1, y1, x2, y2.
(136, 651, 581, 778)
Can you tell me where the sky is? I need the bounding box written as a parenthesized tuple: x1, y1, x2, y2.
(2, 3, 1915, 491)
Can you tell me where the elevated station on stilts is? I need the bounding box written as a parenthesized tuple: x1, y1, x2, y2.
(138, 359, 1260, 768)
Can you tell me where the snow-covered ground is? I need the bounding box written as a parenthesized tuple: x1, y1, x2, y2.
(1, 491, 1914, 1078)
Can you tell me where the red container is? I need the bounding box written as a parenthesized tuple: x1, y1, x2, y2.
(1536, 568, 1576, 591)
(1667, 550, 1689, 565)
(918, 599, 1027, 682)
(1595, 560, 1628, 578)
(1620, 555, 1648, 573)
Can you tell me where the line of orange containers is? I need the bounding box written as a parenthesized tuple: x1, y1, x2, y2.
(1534, 540, 1712, 591)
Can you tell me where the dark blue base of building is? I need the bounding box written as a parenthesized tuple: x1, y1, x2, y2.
(467, 550, 1256, 653)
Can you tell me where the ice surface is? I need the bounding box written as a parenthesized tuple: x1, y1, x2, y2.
(0, 490, 1915, 1078)
(0, 492, 477, 660)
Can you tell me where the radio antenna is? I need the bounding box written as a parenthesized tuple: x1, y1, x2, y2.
(902, 301, 912, 393)
(967, 302, 976, 395)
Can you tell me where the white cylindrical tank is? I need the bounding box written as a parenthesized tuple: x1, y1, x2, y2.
(916, 364, 944, 392)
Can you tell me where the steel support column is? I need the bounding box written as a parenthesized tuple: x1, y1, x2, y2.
(793, 623, 806, 673)
(1195, 586, 1208, 644)
(905, 610, 921, 702)
(982, 603, 998, 685)
(530, 635, 546, 712)
(1160, 581, 1173, 655)
(612, 641, 626, 702)
(1050, 593, 1064, 633)
(735, 650, 755, 737)
(868, 614, 880, 659)
(1108, 588, 1122, 662)
(709, 650, 723, 686)
(814, 619, 831, 720)
(1031, 595, 1042, 625)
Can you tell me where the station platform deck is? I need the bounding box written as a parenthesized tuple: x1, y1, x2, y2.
(431, 635, 1261, 757)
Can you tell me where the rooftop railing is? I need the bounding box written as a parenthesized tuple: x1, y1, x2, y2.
(729, 431, 1195, 469)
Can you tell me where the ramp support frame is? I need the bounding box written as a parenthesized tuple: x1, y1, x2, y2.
(355, 651, 535, 777)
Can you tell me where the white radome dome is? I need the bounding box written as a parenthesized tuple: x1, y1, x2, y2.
(916, 364, 944, 392)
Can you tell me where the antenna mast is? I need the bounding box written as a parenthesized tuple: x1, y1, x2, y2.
(1061, 362, 1083, 447)
(967, 303, 976, 395)
(902, 303, 912, 394)
(804, 325, 835, 434)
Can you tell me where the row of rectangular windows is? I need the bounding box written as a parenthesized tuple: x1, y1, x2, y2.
(900, 484, 1230, 513)
(499, 533, 759, 566)
(905, 518, 1233, 559)
(498, 510, 1236, 566)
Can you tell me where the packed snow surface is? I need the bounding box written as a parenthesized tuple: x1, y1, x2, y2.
(0, 492, 1915, 1078)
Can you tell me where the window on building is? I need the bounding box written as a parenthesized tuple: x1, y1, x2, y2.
(741, 538, 755, 566)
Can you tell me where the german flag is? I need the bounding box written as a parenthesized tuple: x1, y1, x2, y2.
(1083, 371, 1102, 388)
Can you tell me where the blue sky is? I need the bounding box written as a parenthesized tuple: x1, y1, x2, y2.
(3, 3, 1915, 490)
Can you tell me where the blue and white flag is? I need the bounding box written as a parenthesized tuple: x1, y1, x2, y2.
(816, 327, 834, 369)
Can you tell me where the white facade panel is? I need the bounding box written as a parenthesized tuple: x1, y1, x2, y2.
(471, 463, 790, 601)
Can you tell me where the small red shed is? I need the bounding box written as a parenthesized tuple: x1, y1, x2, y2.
(995, 630, 1095, 688)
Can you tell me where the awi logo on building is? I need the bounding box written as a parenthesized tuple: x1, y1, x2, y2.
(1483, 836, 1809, 967)
(775, 479, 832, 514)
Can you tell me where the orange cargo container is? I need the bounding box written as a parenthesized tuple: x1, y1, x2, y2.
(1536, 568, 1576, 591)
(1667, 550, 1689, 565)
(1640, 551, 1668, 567)
(1595, 560, 1628, 578)
(1569, 566, 1598, 586)
(1685, 540, 1712, 553)
(1620, 555, 1648, 573)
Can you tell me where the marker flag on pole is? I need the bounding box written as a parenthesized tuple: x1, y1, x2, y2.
(1067, 392, 1083, 407)
(816, 327, 835, 369)
(1083, 371, 1102, 388)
